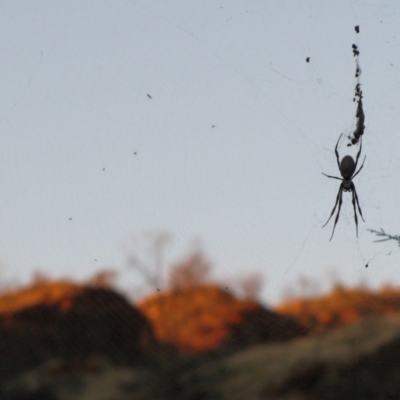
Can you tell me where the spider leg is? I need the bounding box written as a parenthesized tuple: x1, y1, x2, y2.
(322, 173, 343, 181)
(352, 183, 365, 222)
(334, 134, 343, 171)
(351, 186, 359, 237)
(328, 186, 343, 241)
(322, 182, 343, 228)
(351, 156, 366, 180)
(353, 134, 363, 169)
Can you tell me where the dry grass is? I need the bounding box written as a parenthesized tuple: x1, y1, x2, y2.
(276, 285, 400, 334)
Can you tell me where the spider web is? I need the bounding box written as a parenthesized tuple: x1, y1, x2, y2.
(1, 2, 400, 399)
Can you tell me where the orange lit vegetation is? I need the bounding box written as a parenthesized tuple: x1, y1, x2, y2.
(138, 284, 259, 353)
(276, 284, 400, 334)
(0, 279, 83, 315)
(0, 269, 117, 315)
(138, 250, 262, 352)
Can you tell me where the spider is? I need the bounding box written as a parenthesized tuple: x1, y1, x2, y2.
(322, 134, 366, 240)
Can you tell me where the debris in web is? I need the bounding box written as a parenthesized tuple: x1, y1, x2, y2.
(348, 26, 365, 146)
(368, 229, 400, 246)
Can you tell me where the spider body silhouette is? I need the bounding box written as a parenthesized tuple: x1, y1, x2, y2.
(322, 134, 366, 240)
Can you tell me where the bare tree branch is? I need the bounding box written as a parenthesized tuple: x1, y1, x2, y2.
(126, 232, 172, 294)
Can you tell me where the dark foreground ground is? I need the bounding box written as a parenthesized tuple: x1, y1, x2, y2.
(3, 313, 400, 400)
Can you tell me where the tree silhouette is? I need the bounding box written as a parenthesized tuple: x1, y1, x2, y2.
(127, 232, 172, 296)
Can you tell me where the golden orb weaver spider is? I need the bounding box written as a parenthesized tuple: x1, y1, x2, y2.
(322, 134, 366, 240)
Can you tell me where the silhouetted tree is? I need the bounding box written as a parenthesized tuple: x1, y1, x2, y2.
(127, 232, 172, 296)
(168, 250, 211, 290)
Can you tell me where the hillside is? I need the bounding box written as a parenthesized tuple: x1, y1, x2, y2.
(1, 280, 400, 399)
(138, 284, 302, 353)
(0, 281, 158, 381)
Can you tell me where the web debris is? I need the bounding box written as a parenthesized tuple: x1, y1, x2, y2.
(348, 26, 365, 146)
(368, 229, 400, 247)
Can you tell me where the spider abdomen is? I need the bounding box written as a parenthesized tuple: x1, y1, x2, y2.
(340, 155, 356, 179)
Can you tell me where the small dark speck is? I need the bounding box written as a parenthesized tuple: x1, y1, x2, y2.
(157, 288, 160, 291)
(133, 151, 138, 156)
(225, 287, 228, 290)
(355, 25, 360, 33)
(390, 63, 394, 67)
(147, 94, 152, 99)
(103, 168, 105, 171)
(94, 259, 97, 262)
(69, 217, 72, 221)
(306, 57, 310, 63)
(212, 125, 216, 128)
(365, 263, 369, 268)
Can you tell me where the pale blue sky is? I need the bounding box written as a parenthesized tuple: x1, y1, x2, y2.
(0, 2, 399, 304)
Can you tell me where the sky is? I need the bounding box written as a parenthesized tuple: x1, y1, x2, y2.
(0, 1, 399, 305)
